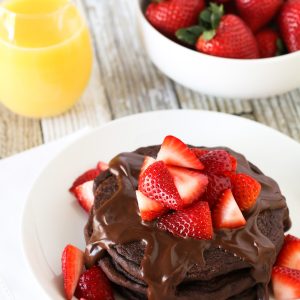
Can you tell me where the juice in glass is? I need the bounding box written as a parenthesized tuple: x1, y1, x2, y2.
(0, 0, 93, 117)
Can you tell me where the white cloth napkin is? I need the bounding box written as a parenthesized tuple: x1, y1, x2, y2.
(0, 128, 91, 299)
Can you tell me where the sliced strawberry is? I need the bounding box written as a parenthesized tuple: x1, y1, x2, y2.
(200, 150, 233, 175)
(157, 201, 213, 240)
(272, 266, 300, 300)
(204, 174, 231, 208)
(138, 161, 184, 210)
(69, 168, 99, 194)
(213, 189, 246, 229)
(70, 162, 108, 194)
(62, 245, 84, 300)
(167, 166, 208, 206)
(75, 266, 115, 300)
(140, 156, 156, 175)
(276, 235, 300, 270)
(136, 190, 167, 221)
(97, 161, 109, 172)
(191, 148, 209, 159)
(230, 154, 237, 172)
(230, 173, 261, 211)
(73, 181, 94, 213)
(157, 135, 204, 170)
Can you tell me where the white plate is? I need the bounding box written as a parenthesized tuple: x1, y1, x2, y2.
(22, 110, 300, 299)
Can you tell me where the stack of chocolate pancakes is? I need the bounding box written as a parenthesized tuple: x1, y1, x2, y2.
(84, 145, 290, 300)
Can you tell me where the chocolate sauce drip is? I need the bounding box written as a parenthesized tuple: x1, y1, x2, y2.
(85, 148, 290, 300)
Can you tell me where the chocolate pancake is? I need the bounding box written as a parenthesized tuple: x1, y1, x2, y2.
(84, 145, 290, 300)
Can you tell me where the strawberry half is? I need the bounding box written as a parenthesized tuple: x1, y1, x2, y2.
(157, 135, 204, 170)
(140, 156, 156, 175)
(230, 173, 261, 211)
(97, 161, 109, 172)
(200, 150, 233, 175)
(138, 161, 184, 210)
(69, 168, 99, 194)
(276, 235, 300, 270)
(191, 148, 209, 159)
(272, 266, 300, 300)
(213, 189, 246, 229)
(72, 180, 94, 213)
(62, 245, 84, 300)
(136, 190, 167, 221)
(75, 266, 115, 300)
(204, 174, 231, 208)
(70, 161, 108, 194)
(157, 201, 213, 240)
(168, 166, 208, 206)
(230, 154, 237, 172)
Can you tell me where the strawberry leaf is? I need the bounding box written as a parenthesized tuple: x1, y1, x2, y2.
(202, 29, 216, 41)
(200, 9, 212, 25)
(276, 38, 287, 56)
(176, 26, 204, 45)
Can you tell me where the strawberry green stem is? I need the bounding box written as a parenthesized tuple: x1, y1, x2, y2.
(176, 3, 224, 45)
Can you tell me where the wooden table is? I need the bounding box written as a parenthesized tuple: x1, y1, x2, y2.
(0, 0, 300, 159)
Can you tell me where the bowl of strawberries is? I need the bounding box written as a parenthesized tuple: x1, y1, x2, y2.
(137, 0, 300, 99)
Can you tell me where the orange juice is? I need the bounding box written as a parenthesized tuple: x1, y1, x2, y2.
(0, 0, 93, 117)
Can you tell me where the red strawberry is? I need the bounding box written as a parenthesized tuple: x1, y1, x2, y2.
(138, 161, 184, 210)
(191, 148, 209, 159)
(256, 28, 282, 58)
(286, 235, 300, 243)
(146, 0, 205, 37)
(196, 14, 259, 59)
(276, 235, 300, 270)
(157, 135, 204, 170)
(75, 266, 114, 300)
(69, 161, 108, 194)
(157, 201, 213, 240)
(204, 174, 231, 208)
(213, 189, 246, 229)
(236, 0, 283, 32)
(73, 180, 94, 213)
(214, 0, 232, 3)
(97, 161, 109, 172)
(230, 173, 261, 211)
(168, 166, 208, 206)
(230, 154, 237, 172)
(69, 169, 99, 194)
(62, 245, 84, 300)
(272, 266, 300, 300)
(279, 0, 300, 52)
(136, 190, 167, 221)
(200, 150, 233, 175)
(140, 156, 156, 175)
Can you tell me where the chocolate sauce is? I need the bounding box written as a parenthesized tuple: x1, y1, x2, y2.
(85, 148, 290, 300)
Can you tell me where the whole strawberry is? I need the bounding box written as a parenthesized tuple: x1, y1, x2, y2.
(256, 29, 285, 58)
(146, 0, 205, 37)
(279, 0, 300, 52)
(235, 0, 283, 32)
(195, 5, 259, 59)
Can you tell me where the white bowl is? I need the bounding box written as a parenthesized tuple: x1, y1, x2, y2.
(137, 0, 300, 99)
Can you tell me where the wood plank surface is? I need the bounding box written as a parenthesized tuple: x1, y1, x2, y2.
(0, 0, 299, 158)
